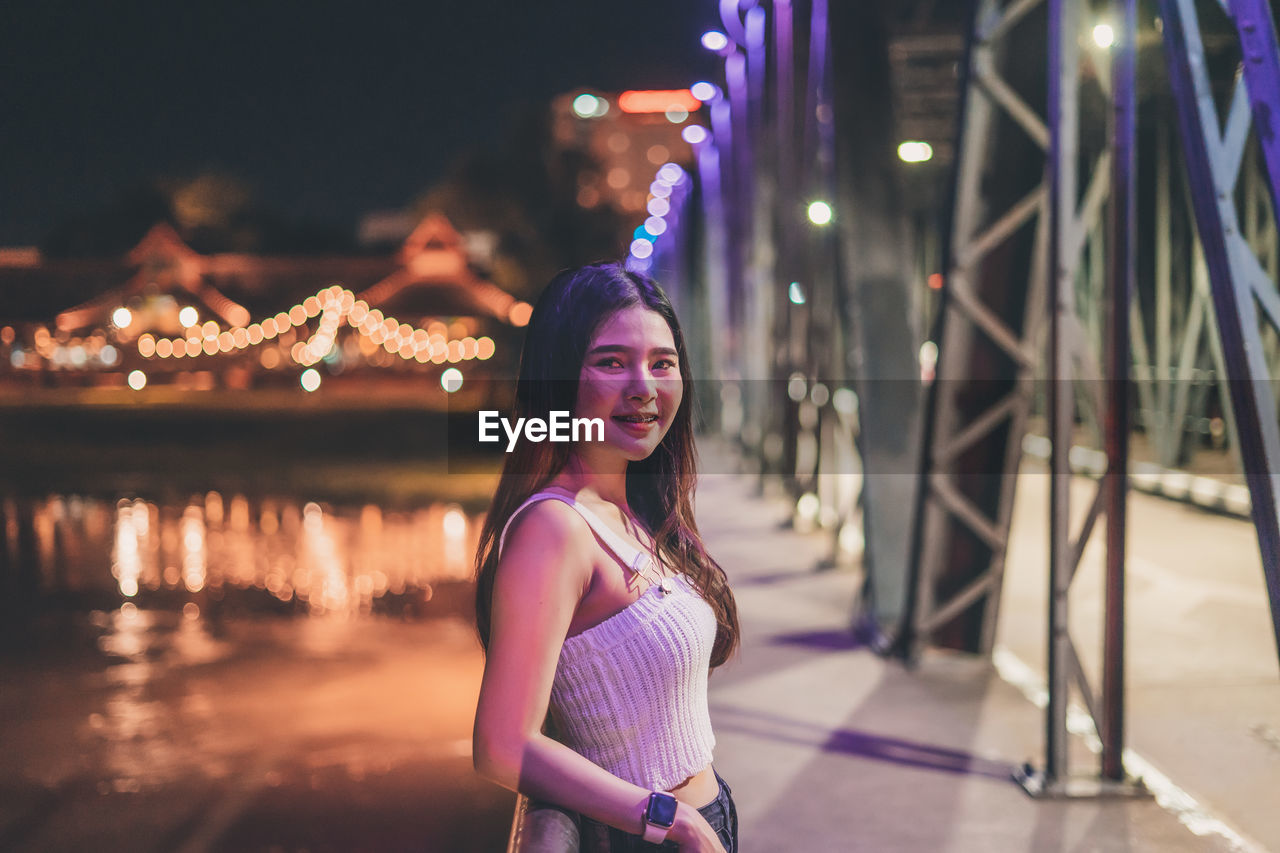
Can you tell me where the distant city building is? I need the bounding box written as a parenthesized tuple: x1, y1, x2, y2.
(550, 89, 702, 222)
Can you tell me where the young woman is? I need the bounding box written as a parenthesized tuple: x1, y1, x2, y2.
(472, 262, 740, 852)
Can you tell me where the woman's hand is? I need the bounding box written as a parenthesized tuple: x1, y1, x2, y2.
(666, 801, 727, 853)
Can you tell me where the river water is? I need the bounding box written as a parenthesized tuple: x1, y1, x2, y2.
(0, 490, 514, 852)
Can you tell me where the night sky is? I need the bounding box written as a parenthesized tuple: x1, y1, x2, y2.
(2, 1, 724, 246)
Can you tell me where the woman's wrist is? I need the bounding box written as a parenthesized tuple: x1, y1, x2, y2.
(665, 801, 704, 845)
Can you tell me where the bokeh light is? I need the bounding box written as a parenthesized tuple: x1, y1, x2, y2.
(690, 81, 717, 101)
(657, 163, 684, 184)
(898, 141, 934, 163)
(127, 370, 147, 390)
(807, 201, 833, 225)
(681, 125, 708, 144)
(300, 368, 321, 392)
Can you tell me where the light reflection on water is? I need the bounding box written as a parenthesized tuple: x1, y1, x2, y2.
(1, 493, 509, 848)
(19, 492, 482, 619)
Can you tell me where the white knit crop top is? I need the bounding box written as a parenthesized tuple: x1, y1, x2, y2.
(498, 488, 718, 791)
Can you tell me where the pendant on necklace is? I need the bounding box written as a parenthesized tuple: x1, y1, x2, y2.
(659, 577, 675, 595)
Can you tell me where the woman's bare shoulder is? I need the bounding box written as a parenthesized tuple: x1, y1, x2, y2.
(498, 498, 595, 584)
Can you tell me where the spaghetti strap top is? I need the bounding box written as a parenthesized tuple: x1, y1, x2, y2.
(498, 487, 656, 578)
(494, 486, 718, 791)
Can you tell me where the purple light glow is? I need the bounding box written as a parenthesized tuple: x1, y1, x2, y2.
(649, 182, 673, 199)
(681, 125, 708, 144)
(691, 81, 718, 102)
(647, 197, 671, 217)
(657, 163, 685, 184)
(625, 255, 654, 274)
(644, 216, 668, 236)
(701, 30, 729, 51)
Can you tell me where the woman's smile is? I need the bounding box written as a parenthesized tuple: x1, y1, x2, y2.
(613, 414, 660, 434)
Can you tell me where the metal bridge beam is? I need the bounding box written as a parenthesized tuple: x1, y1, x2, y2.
(901, 0, 1051, 658)
(1160, 0, 1280, 661)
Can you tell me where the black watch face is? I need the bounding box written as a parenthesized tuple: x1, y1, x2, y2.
(647, 792, 678, 828)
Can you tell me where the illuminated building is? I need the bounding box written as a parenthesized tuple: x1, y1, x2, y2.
(551, 88, 703, 221)
(0, 214, 528, 405)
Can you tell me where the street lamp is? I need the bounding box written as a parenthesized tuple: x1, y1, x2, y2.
(898, 141, 934, 163)
(807, 201, 833, 225)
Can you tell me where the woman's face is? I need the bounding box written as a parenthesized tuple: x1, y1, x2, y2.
(575, 305, 684, 461)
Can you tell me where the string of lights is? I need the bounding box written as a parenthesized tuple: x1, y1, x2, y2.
(133, 283, 497, 368)
(627, 160, 693, 273)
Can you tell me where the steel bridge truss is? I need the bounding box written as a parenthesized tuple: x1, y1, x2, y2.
(1158, 0, 1280, 660)
(907, 0, 1280, 794)
(904, 0, 1060, 660)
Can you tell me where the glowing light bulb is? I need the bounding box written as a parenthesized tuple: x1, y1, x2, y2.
(807, 201, 833, 225)
(690, 81, 717, 102)
(127, 370, 147, 390)
(701, 31, 728, 51)
(657, 163, 684, 184)
(897, 141, 934, 163)
(112, 307, 132, 328)
(300, 368, 321, 392)
(1093, 23, 1115, 48)
(681, 125, 708, 144)
(179, 306, 199, 327)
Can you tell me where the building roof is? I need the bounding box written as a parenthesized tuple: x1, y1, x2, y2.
(0, 214, 526, 331)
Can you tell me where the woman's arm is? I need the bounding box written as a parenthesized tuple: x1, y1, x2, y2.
(472, 500, 724, 851)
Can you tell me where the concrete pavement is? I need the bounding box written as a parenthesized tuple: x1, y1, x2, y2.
(695, 440, 1271, 853)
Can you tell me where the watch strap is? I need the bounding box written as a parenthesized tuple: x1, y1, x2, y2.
(642, 791, 677, 844)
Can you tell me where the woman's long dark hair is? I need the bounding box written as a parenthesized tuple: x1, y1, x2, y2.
(473, 262, 739, 668)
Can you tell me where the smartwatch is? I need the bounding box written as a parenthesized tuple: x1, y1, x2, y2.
(642, 790, 678, 843)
